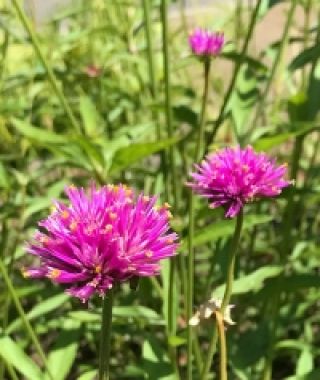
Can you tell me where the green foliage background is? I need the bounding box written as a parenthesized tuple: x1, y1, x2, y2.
(1, 0, 320, 379)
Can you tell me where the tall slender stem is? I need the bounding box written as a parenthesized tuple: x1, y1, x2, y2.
(98, 289, 114, 380)
(187, 58, 211, 380)
(161, 0, 178, 207)
(0, 259, 53, 380)
(207, 0, 263, 145)
(11, 0, 81, 134)
(215, 311, 228, 380)
(160, 2, 181, 378)
(250, 0, 297, 130)
(201, 211, 243, 380)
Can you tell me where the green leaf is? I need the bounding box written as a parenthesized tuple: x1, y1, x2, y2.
(69, 306, 163, 324)
(230, 322, 269, 368)
(45, 328, 80, 380)
(11, 118, 66, 144)
(7, 293, 69, 333)
(253, 123, 317, 151)
(289, 44, 320, 72)
(181, 214, 273, 250)
(168, 335, 186, 347)
(0, 335, 43, 380)
(113, 306, 163, 322)
(0, 162, 10, 189)
(213, 266, 282, 298)
(79, 95, 101, 137)
(77, 370, 97, 380)
(110, 137, 179, 174)
(296, 348, 313, 377)
(261, 274, 320, 298)
(142, 335, 175, 380)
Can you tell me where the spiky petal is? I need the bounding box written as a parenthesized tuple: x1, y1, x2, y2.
(189, 28, 225, 56)
(187, 146, 291, 218)
(24, 184, 178, 302)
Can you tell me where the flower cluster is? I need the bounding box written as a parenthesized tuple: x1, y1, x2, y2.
(188, 146, 291, 218)
(23, 184, 178, 302)
(189, 28, 224, 57)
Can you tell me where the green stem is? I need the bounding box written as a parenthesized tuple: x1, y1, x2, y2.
(142, 0, 157, 100)
(6, 363, 19, 380)
(187, 59, 212, 380)
(201, 211, 243, 380)
(207, 0, 263, 145)
(0, 259, 54, 380)
(161, 0, 178, 208)
(215, 311, 228, 380)
(160, 2, 181, 378)
(98, 289, 114, 380)
(11, 0, 81, 134)
(250, 0, 297, 130)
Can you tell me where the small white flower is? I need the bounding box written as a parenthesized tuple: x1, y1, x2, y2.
(189, 297, 235, 326)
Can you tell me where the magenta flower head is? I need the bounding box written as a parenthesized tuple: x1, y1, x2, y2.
(23, 184, 178, 302)
(189, 28, 224, 57)
(187, 146, 291, 218)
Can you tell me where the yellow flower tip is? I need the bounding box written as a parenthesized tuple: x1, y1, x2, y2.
(48, 268, 61, 279)
(145, 250, 153, 258)
(153, 205, 160, 212)
(109, 212, 117, 220)
(143, 195, 150, 203)
(107, 184, 114, 191)
(69, 220, 78, 231)
(163, 202, 171, 209)
(40, 235, 49, 244)
(242, 164, 249, 172)
(90, 278, 99, 288)
(166, 210, 173, 219)
(95, 265, 102, 274)
(166, 238, 174, 244)
(113, 185, 120, 193)
(21, 268, 30, 278)
(61, 210, 70, 219)
(50, 205, 57, 214)
(103, 224, 113, 233)
(125, 197, 133, 204)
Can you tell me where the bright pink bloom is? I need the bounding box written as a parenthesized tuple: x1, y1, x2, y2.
(23, 184, 178, 302)
(187, 146, 291, 218)
(189, 28, 224, 56)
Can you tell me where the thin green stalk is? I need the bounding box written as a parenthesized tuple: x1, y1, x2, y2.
(201, 211, 243, 380)
(6, 363, 19, 380)
(302, 0, 313, 89)
(215, 311, 228, 380)
(98, 289, 114, 380)
(187, 58, 211, 380)
(250, 0, 297, 130)
(142, 0, 157, 101)
(161, 0, 178, 208)
(160, 2, 180, 378)
(207, 0, 263, 145)
(0, 259, 54, 380)
(261, 131, 305, 380)
(11, 0, 81, 134)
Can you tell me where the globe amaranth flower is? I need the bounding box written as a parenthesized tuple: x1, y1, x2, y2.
(189, 28, 224, 56)
(187, 146, 291, 218)
(23, 184, 178, 302)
